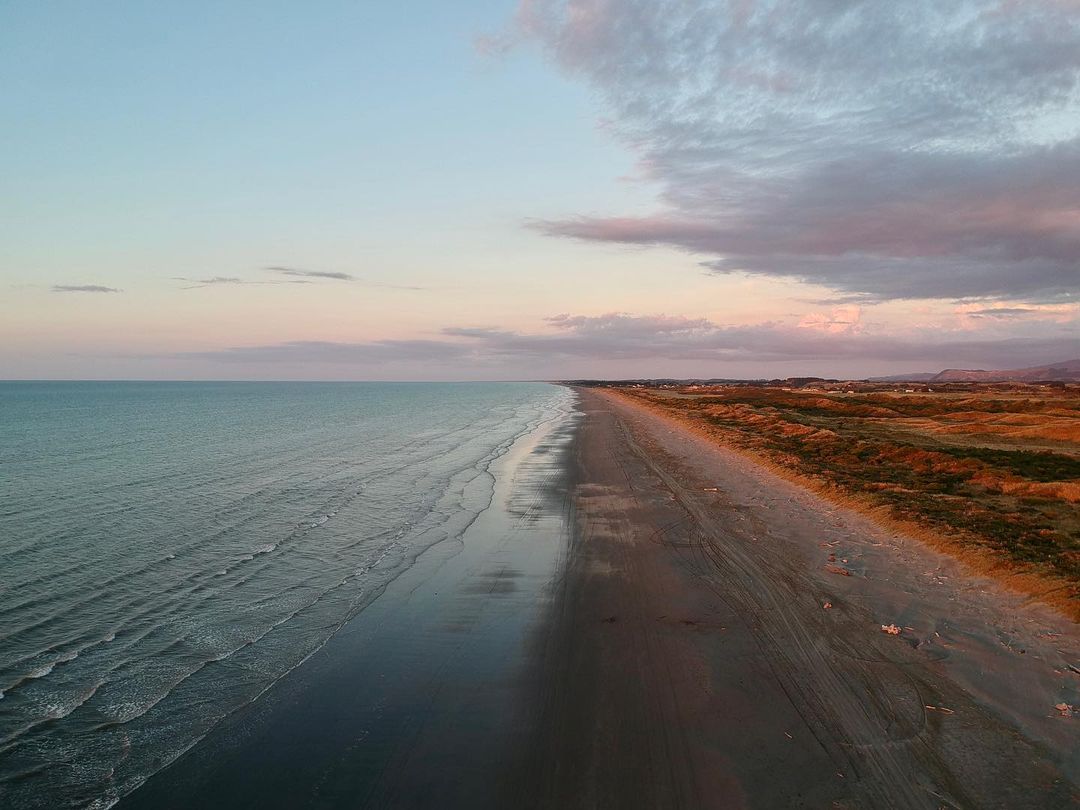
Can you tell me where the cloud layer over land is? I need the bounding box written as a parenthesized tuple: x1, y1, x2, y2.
(176, 312, 1077, 376)
(505, 0, 1080, 302)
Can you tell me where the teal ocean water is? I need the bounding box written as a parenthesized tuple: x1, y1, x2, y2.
(0, 381, 574, 809)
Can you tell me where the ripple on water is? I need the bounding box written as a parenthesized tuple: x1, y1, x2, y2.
(0, 382, 576, 809)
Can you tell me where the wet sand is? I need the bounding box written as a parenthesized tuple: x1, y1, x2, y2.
(120, 402, 579, 810)
(122, 388, 1078, 808)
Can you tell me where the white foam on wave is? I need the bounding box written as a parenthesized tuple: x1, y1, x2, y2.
(209, 646, 243, 662)
(0, 642, 94, 695)
(28, 663, 54, 679)
(97, 611, 301, 729)
(254, 543, 276, 555)
(353, 540, 403, 578)
(43, 681, 102, 720)
(86, 793, 119, 810)
(0, 680, 106, 750)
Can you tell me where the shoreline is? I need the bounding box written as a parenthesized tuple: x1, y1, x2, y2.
(120, 386, 1078, 808)
(118, 391, 580, 809)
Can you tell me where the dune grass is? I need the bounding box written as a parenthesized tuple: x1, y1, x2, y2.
(613, 384, 1080, 615)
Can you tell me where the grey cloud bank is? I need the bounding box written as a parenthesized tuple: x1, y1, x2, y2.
(173, 313, 1078, 377)
(509, 0, 1080, 302)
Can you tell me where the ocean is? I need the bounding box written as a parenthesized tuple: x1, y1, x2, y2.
(0, 381, 576, 808)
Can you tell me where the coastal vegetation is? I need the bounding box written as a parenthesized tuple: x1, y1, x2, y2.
(611, 384, 1080, 615)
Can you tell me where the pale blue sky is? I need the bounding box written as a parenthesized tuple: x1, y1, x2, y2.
(2, 1, 1077, 379)
(2, 0, 646, 282)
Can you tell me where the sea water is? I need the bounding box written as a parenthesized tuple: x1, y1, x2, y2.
(0, 381, 574, 808)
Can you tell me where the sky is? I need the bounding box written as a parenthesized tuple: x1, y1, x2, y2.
(2, 0, 1079, 380)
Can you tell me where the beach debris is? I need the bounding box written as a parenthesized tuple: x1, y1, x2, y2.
(825, 564, 852, 577)
(783, 731, 793, 739)
(823, 601, 833, 609)
(1067, 664, 1080, 676)
(702, 487, 721, 492)
(1054, 702, 1075, 717)
(881, 624, 902, 635)
(924, 705, 955, 715)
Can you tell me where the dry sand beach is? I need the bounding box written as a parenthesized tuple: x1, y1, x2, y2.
(122, 387, 1078, 809)
(521, 388, 1079, 808)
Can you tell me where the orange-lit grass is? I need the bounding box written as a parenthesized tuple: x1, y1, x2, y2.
(605, 386, 1080, 621)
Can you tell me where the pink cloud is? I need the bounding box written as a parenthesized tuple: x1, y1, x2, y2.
(798, 306, 863, 335)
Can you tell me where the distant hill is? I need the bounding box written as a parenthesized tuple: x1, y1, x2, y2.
(931, 358, 1080, 383)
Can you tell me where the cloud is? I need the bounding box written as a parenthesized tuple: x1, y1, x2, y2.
(954, 301, 1080, 325)
(169, 312, 1078, 373)
(965, 308, 1048, 319)
(797, 306, 863, 335)
(266, 266, 354, 281)
(506, 1, 1080, 302)
(174, 267, 426, 290)
(266, 266, 426, 290)
(443, 312, 1077, 366)
(181, 312, 1075, 372)
(193, 277, 247, 285)
(52, 284, 121, 293)
(174, 275, 317, 289)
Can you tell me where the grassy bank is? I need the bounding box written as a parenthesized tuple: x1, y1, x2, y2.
(609, 384, 1080, 616)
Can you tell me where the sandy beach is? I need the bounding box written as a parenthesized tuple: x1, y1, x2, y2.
(520, 388, 1078, 808)
(121, 387, 1078, 809)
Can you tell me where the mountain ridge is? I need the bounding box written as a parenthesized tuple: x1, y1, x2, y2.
(931, 358, 1080, 382)
(865, 358, 1080, 383)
